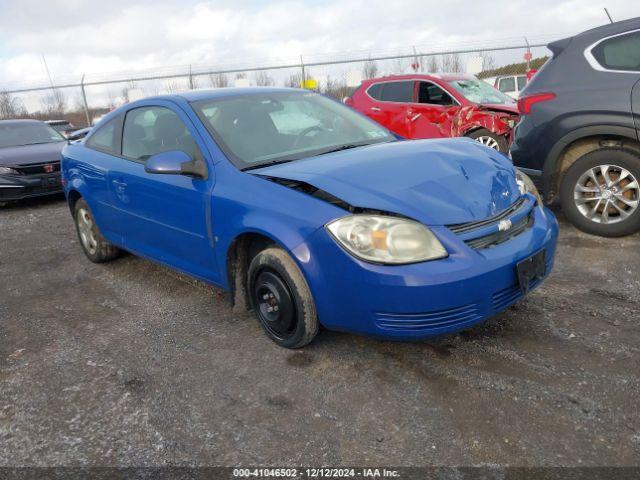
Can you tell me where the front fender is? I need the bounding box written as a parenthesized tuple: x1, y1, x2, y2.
(211, 164, 346, 290)
(454, 106, 513, 137)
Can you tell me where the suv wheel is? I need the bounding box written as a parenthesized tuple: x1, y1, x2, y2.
(560, 147, 640, 237)
(467, 128, 508, 153)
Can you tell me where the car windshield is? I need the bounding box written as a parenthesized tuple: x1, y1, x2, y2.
(447, 78, 515, 105)
(192, 90, 395, 170)
(49, 122, 72, 131)
(0, 122, 66, 148)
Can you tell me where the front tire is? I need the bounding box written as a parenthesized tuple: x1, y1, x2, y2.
(560, 147, 640, 237)
(74, 198, 121, 262)
(467, 128, 508, 153)
(248, 247, 319, 348)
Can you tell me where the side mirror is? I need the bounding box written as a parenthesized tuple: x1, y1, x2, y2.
(145, 150, 207, 179)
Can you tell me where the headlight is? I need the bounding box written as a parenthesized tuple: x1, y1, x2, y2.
(0, 166, 19, 175)
(515, 169, 543, 204)
(326, 215, 448, 264)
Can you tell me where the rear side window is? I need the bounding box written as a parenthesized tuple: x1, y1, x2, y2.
(517, 76, 527, 90)
(591, 31, 640, 72)
(366, 83, 383, 100)
(86, 117, 121, 154)
(368, 81, 414, 102)
(498, 77, 516, 93)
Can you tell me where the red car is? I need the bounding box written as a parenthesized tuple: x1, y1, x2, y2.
(346, 74, 519, 153)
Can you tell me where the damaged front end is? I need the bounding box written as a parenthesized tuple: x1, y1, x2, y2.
(451, 104, 519, 144)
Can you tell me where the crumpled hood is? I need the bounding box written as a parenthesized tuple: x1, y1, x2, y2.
(252, 138, 521, 225)
(0, 142, 65, 166)
(479, 103, 520, 115)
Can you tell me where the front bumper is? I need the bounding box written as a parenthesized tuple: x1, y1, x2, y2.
(0, 172, 62, 201)
(297, 204, 559, 340)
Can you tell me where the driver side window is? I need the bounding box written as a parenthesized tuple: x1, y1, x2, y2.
(417, 82, 455, 106)
(122, 106, 199, 161)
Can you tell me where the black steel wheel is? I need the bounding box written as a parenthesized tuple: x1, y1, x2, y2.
(253, 269, 297, 340)
(248, 247, 319, 348)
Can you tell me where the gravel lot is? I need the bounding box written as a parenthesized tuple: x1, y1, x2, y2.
(0, 195, 639, 467)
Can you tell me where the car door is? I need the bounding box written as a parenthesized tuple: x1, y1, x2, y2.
(407, 80, 459, 139)
(364, 80, 414, 137)
(77, 115, 125, 243)
(107, 101, 219, 283)
(634, 78, 640, 139)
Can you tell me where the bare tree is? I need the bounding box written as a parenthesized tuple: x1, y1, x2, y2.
(209, 72, 229, 88)
(480, 52, 497, 72)
(389, 57, 407, 75)
(40, 90, 66, 117)
(254, 71, 274, 87)
(163, 80, 181, 94)
(426, 55, 439, 73)
(322, 76, 353, 101)
(362, 59, 379, 79)
(285, 72, 303, 88)
(441, 53, 463, 73)
(0, 91, 27, 119)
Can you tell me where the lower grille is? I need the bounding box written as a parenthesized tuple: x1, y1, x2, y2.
(14, 161, 60, 175)
(492, 284, 525, 312)
(375, 304, 481, 332)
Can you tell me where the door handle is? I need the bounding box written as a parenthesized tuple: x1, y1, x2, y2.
(370, 107, 381, 112)
(409, 113, 422, 122)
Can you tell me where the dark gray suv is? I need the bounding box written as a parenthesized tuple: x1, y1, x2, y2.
(511, 17, 640, 237)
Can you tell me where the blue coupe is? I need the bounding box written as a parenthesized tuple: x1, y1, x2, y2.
(61, 88, 558, 348)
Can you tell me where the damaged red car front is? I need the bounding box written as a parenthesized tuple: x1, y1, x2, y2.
(346, 74, 519, 153)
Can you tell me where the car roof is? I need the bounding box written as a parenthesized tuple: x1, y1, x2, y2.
(550, 16, 640, 50)
(0, 119, 45, 126)
(364, 73, 474, 84)
(577, 16, 640, 39)
(141, 87, 307, 104)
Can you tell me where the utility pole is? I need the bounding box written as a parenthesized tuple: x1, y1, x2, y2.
(42, 55, 63, 112)
(300, 55, 306, 87)
(412, 46, 420, 72)
(523, 36, 531, 71)
(80, 74, 91, 127)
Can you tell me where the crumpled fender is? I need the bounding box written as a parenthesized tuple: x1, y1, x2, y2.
(448, 105, 516, 139)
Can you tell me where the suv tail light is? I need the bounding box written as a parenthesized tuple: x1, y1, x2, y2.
(518, 92, 556, 115)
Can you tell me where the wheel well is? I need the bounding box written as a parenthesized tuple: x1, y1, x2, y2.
(550, 135, 640, 199)
(67, 190, 82, 215)
(226, 233, 276, 312)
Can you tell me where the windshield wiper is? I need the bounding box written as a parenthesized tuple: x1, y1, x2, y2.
(241, 158, 296, 172)
(313, 142, 373, 156)
(16, 141, 63, 147)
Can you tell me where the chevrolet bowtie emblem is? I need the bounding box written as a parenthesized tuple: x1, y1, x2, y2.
(498, 219, 512, 231)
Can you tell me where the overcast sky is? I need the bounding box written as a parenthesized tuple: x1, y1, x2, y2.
(0, 0, 637, 91)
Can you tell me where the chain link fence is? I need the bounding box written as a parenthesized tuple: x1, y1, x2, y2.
(0, 40, 551, 127)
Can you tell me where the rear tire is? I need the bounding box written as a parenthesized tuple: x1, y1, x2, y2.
(248, 247, 319, 348)
(467, 128, 508, 153)
(560, 147, 640, 237)
(74, 198, 121, 263)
